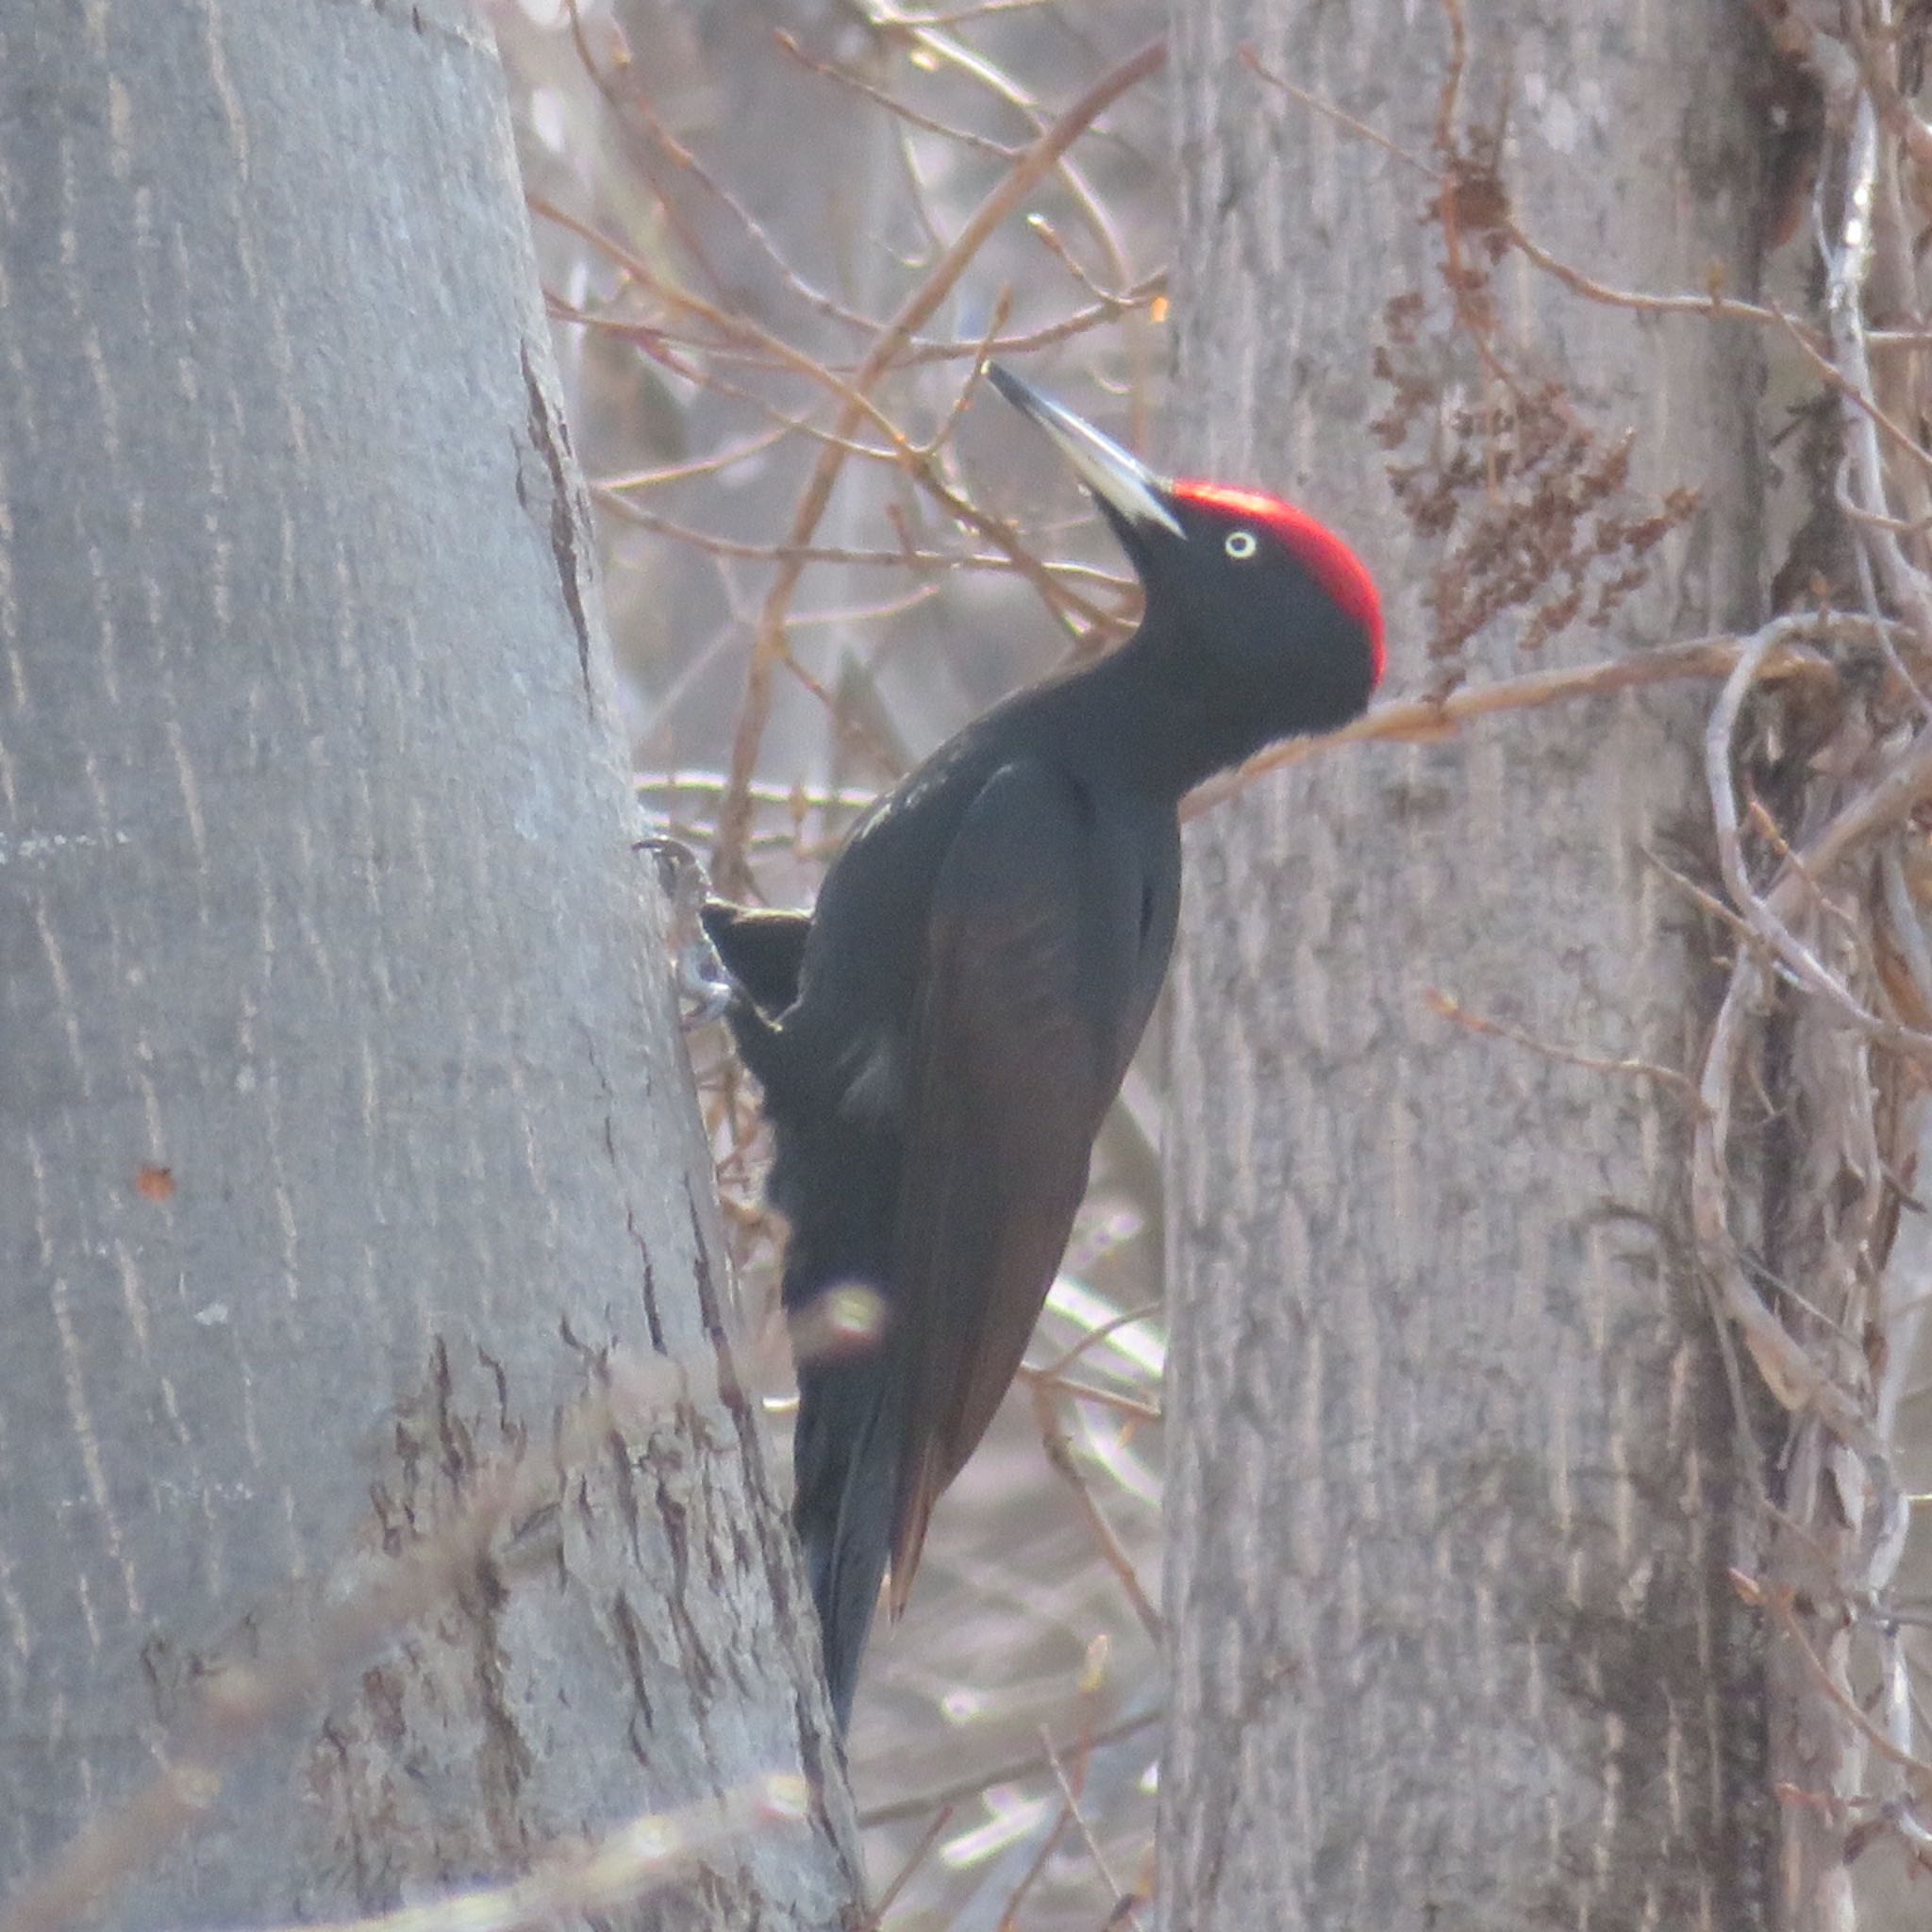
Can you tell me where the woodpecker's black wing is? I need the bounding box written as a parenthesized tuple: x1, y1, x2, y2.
(885, 758, 1170, 1607)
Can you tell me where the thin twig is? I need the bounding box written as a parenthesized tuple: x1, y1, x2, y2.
(220, 1779, 808, 1932)
(1042, 1727, 1145, 1932)
(1019, 1367, 1162, 1425)
(856, 1713, 1161, 1828)
(1183, 625, 1844, 818)
(865, 1805, 957, 1924)
(712, 37, 1169, 894)
(1031, 1377, 1162, 1641)
(1425, 989, 1706, 1111)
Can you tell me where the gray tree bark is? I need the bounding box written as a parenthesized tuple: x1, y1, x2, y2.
(1163, 3, 1774, 1926)
(0, 5, 858, 1928)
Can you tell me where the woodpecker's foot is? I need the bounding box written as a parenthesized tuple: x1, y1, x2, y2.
(638, 836, 735, 1031)
(674, 946, 735, 1029)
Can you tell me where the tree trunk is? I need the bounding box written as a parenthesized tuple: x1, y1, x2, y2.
(0, 5, 858, 1927)
(1163, 3, 1773, 1925)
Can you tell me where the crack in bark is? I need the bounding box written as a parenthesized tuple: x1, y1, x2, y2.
(581, 1030, 667, 1350)
(466, 1556, 534, 1857)
(520, 342, 594, 714)
(608, 1587, 658, 1752)
(608, 1424, 643, 1563)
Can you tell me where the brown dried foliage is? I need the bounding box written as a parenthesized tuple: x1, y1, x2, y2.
(1369, 69, 1701, 675)
(1373, 294, 1699, 666)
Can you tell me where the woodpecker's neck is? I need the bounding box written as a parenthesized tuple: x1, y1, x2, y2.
(1052, 611, 1291, 801)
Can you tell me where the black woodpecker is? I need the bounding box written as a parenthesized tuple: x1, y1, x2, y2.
(701, 365, 1384, 1731)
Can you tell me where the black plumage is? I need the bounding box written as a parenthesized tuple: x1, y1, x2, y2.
(702, 365, 1384, 1730)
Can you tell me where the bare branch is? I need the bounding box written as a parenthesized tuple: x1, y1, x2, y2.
(712, 36, 1169, 894)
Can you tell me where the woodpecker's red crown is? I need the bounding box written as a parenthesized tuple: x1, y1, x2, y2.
(1173, 480, 1386, 691)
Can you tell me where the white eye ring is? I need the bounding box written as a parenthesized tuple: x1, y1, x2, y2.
(1224, 529, 1257, 559)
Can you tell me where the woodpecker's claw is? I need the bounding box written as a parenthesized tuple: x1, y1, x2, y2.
(638, 834, 708, 909)
(638, 836, 736, 1032)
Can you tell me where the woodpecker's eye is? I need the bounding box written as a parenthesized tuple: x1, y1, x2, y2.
(1224, 529, 1257, 559)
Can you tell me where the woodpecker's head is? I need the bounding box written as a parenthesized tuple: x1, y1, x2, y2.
(988, 363, 1384, 735)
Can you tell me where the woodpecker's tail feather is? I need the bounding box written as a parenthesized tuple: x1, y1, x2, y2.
(791, 1348, 902, 1734)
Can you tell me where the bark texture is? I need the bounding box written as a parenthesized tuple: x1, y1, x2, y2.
(1163, 3, 1774, 1926)
(0, 4, 858, 1927)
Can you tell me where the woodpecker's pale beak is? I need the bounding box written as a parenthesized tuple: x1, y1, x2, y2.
(988, 363, 1185, 539)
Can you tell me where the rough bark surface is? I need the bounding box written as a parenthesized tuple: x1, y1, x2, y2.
(1163, 3, 1773, 1927)
(0, 4, 858, 1927)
